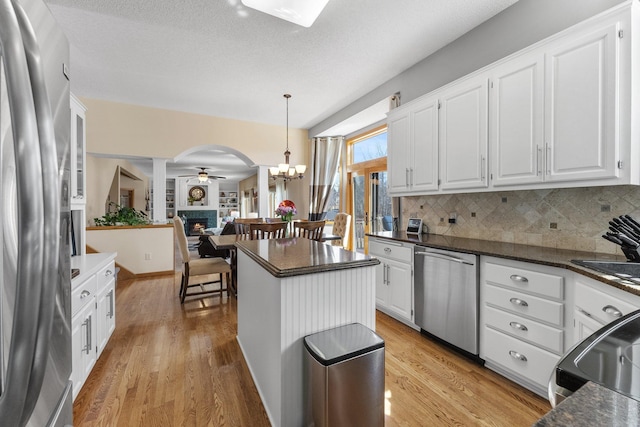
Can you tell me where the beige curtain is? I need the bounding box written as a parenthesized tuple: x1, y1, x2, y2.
(309, 136, 343, 220)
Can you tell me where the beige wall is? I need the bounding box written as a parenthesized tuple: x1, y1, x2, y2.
(86, 226, 174, 274)
(82, 98, 309, 168)
(402, 185, 640, 255)
(86, 155, 149, 225)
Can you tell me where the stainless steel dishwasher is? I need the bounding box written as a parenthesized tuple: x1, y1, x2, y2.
(414, 246, 479, 357)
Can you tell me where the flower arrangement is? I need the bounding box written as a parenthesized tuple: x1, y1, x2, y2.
(276, 200, 297, 222)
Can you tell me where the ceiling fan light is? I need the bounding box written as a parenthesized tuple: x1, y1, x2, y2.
(295, 164, 306, 174)
(241, 0, 330, 28)
(198, 171, 208, 182)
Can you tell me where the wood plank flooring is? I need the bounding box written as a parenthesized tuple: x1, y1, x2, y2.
(73, 273, 550, 426)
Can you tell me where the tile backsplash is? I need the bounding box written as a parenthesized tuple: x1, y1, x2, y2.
(401, 185, 640, 254)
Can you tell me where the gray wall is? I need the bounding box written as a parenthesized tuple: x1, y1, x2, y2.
(309, 0, 625, 137)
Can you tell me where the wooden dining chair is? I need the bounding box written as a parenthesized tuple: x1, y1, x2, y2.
(234, 217, 262, 238)
(173, 217, 231, 303)
(293, 220, 325, 241)
(249, 222, 287, 240)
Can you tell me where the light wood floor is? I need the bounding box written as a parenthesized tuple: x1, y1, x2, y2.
(73, 273, 550, 426)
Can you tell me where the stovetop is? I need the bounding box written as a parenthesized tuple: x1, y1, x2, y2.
(556, 309, 640, 401)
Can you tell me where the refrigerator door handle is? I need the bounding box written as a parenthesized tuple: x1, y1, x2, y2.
(0, 0, 60, 424)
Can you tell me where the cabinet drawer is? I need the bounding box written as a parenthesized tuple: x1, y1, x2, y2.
(483, 327, 560, 389)
(71, 275, 97, 317)
(484, 261, 564, 300)
(575, 279, 640, 326)
(97, 261, 116, 290)
(369, 240, 412, 264)
(484, 284, 563, 327)
(484, 305, 564, 354)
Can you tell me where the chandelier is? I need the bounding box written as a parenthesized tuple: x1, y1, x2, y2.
(269, 94, 306, 181)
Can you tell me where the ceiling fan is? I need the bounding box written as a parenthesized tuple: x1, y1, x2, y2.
(179, 167, 226, 183)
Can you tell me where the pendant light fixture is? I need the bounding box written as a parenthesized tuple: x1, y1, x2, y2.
(269, 94, 306, 181)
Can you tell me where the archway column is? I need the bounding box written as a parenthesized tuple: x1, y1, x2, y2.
(152, 158, 168, 223)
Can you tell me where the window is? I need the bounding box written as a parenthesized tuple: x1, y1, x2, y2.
(350, 127, 387, 164)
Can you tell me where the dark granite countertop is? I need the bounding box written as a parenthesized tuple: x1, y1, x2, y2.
(533, 382, 640, 426)
(235, 237, 379, 278)
(368, 231, 640, 297)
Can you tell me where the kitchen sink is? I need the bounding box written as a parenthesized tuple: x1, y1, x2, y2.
(572, 260, 640, 281)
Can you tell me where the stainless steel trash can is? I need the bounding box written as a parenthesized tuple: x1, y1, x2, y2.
(304, 323, 385, 427)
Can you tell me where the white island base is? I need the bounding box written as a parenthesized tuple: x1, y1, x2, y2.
(236, 246, 377, 427)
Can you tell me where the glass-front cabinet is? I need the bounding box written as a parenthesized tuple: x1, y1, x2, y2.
(70, 94, 86, 205)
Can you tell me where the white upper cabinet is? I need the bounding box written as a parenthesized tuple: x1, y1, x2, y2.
(544, 20, 620, 183)
(439, 75, 488, 191)
(388, 96, 438, 194)
(387, 112, 411, 193)
(490, 54, 544, 187)
(386, 2, 637, 196)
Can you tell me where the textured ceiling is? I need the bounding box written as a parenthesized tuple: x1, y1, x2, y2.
(43, 0, 519, 180)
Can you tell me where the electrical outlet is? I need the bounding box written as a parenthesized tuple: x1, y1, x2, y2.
(145, 253, 152, 260)
(448, 212, 457, 224)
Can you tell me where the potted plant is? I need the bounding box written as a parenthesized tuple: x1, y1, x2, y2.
(94, 202, 151, 226)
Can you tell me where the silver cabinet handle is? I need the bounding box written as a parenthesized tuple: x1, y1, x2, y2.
(546, 143, 551, 175)
(602, 305, 623, 318)
(509, 321, 528, 331)
(80, 290, 91, 299)
(105, 269, 113, 277)
(410, 168, 414, 187)
(83, 315, 92, 355)
(386, 265, 390, 285)
(405, 168, 410, 188)
(481, 156, 486, 180)
(510, 297, 528, 307)
(577, 307, 592, 318)
(415, 251, 474, 265)
(382, 263, 387, 285)
(384, 247, 391, 253)
(509, 274, 528, 283)
(509, 350, 527, 362)
(108, 289, 115, 319)
(536, 145, 542, 176)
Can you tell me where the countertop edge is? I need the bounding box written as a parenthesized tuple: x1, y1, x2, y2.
(236, 241, 380, 278)
(367, 232, 640, 297)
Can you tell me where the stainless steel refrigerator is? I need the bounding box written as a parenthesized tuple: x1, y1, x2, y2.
(0, 0, 73, 425)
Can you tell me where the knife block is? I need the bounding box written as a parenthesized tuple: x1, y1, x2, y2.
(621, 246, 640, 263)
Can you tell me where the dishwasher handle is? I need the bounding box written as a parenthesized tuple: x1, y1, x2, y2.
(415, 250, 474, 266)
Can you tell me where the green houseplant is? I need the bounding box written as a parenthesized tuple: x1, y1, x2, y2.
(94, 202, 151, 226)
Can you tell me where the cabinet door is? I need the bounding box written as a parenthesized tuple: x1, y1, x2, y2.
(544, 21, 619, 182)
(71, 301, 96, 399)
(387, 112, 411, 193)
(375, 262, 389, 309)
(490, 54, 544, 187)
(411, 99, 439, 192)
(439, 76, 489, 190)
(573, 308, 604, 347)
(70, 95, 86, 204)
(386, 259, 413, 321)
(96, 280, 116, 356)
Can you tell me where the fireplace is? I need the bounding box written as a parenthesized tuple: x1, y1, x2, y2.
(186, 218, 208, 235)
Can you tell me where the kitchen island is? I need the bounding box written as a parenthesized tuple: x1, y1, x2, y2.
(235, 238, 379, 427)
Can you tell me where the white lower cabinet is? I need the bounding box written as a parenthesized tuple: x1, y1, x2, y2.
(572, 274, 640, 346)
(480, 256, 567, 397)
(71, 253, 117, 400)
(369, 238, 413, 325)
